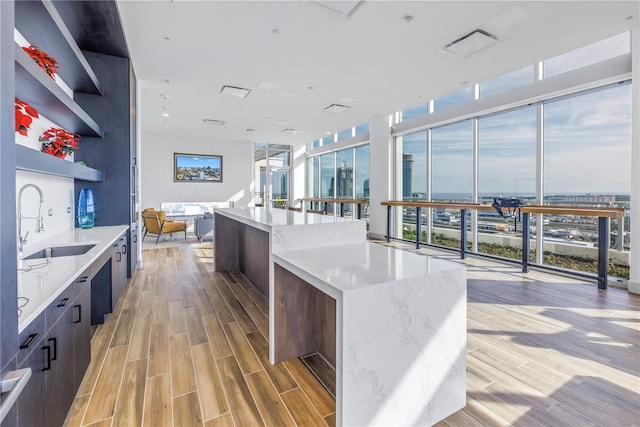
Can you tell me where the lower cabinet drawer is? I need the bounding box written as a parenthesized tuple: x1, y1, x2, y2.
(45, 268, 89, 330)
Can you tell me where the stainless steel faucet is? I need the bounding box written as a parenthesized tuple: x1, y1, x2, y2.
(18, 184, 45, 253)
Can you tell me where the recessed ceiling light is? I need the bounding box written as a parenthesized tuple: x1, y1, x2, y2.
(282, 129, 302, 135)
(323, 104, 351, 113)
(160, 94, 170, 100)
(257, 81, 280, 90)
(440, 29, 499, 58)
(220, 85, 252, 98)
(325, 131, 331, 135)
(163, 36, 170, 41)
(160, 78, 170, 83)
(246, 128, 255, 133)
(203, 119, 226, 126)
(272, 28, 280, 36)
(400, 14, 414, 23)
(162, 112, 170, 117)
(626, 15, 633, 20)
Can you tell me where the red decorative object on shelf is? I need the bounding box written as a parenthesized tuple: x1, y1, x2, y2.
(40, 127, 80, 159)
(15, 98, 39, 136)
(22, 45, 59, 80)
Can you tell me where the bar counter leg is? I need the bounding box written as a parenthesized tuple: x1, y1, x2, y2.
(521, 213, 530, 273)
(416, 207, 422, 249)
(386, 206, 391, 243)
(460, 209, 467, 259)
(598, 217, 609, 290)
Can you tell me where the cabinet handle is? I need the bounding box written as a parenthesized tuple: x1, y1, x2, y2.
(73, 305, 82, 324)
(78, 275, 89, 283)
(48, 338, 57, 361)
(116, 252, 122, 262)
(41, 346, 51, 371)
(133, 234, 137, 243)
(122, 244, 127, 254)
(57, 297, 70, 307)
(19, 333, 40, 349)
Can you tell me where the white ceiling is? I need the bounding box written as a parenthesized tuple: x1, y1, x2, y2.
(116, 1, 638, 147)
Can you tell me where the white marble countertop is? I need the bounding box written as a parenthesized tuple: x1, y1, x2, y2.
(215, 207, 354, 232)
(273, 242, 463, 299)
(17, 225, 128, 332)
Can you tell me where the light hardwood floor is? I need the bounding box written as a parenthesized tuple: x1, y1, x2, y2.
(65, 242, 640, 426)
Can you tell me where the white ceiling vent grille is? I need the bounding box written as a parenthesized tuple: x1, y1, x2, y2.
(203, 119, 226, 126)
(440, 29, 499, 58)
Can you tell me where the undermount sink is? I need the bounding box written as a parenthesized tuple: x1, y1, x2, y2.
(22, 244, 96, 260)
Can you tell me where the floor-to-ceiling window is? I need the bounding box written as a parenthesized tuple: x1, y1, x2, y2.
(543, 84, 631, 278)
(477, 106, 537, 261)
(389, 31, 632, 280)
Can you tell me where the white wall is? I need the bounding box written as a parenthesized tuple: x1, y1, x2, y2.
(140, 133, 253, 210)
(368, 115, 393, 240)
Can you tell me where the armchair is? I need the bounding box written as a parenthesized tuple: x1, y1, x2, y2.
(141, 210, 188, 244)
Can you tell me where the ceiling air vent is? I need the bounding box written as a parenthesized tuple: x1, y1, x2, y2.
(323, 104, 351, 113)
(282, 129, 302, 135)
(440, 29, 499, 58)
(220, 85, 252, 98)
(203, 119, 226, 127)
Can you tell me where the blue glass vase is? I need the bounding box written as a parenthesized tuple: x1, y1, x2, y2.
(77, 188, 95, 229)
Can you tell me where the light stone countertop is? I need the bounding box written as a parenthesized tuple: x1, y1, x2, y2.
(17, 225, 129, 332)
(215, 207, 354, 232)
(272, 241, 464, 298)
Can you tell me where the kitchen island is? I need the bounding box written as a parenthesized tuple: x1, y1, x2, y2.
(214, 207, 467, 425)
(273, 242, 467, 426)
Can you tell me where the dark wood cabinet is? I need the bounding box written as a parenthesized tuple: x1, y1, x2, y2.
(72, 281, 91, 392)
(110, 234, 127, 310)
(9, 269, 92, 427)
(44, 310, 75, 427)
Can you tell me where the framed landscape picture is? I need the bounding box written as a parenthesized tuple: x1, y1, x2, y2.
(174, 153, 223, 182)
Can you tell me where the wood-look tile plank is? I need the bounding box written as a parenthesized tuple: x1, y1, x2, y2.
(216, 356, 264, 427)
(186, 306, 209, 345)
(113, 358, 147, 427)
(245, 287, 269, 316)
(152, 295, 169, 325)
(127, 306, 152, 361)
(217, 280, 258, 333)
(170, 332, 197, 396)
(283, 358, 335, 418)
(168, 300, 186, 335)
(194, 288, 215, 316)
(204, 413, 235, 427)
(202, 313, 234, 359)
(143, 373, 172, 427)
(64, 394, 90, 427)
(110, 309, 134, 347)
(77, 333, 112, 396)
(222, 322, 262, 375)
(245, 331, 297, 393)
(148, 323, 170, 377)
(245, 370, 296, 427)
(301, 353, 335, 397)
(83, 345, 128, 424)
(225, 279, 269, 338)
(138, 290, 155, 308)
(173, 392, 204, 427)
(84, 418, 113, 427)
(280, 388, 327, 427)
(210, 293, 236, 324)
(323, 412, 336, 427)
(192, 343, 229, 421)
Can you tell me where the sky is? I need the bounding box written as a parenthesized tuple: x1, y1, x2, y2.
(399, 32, 632, 196)
(176, 155, 221, 170)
